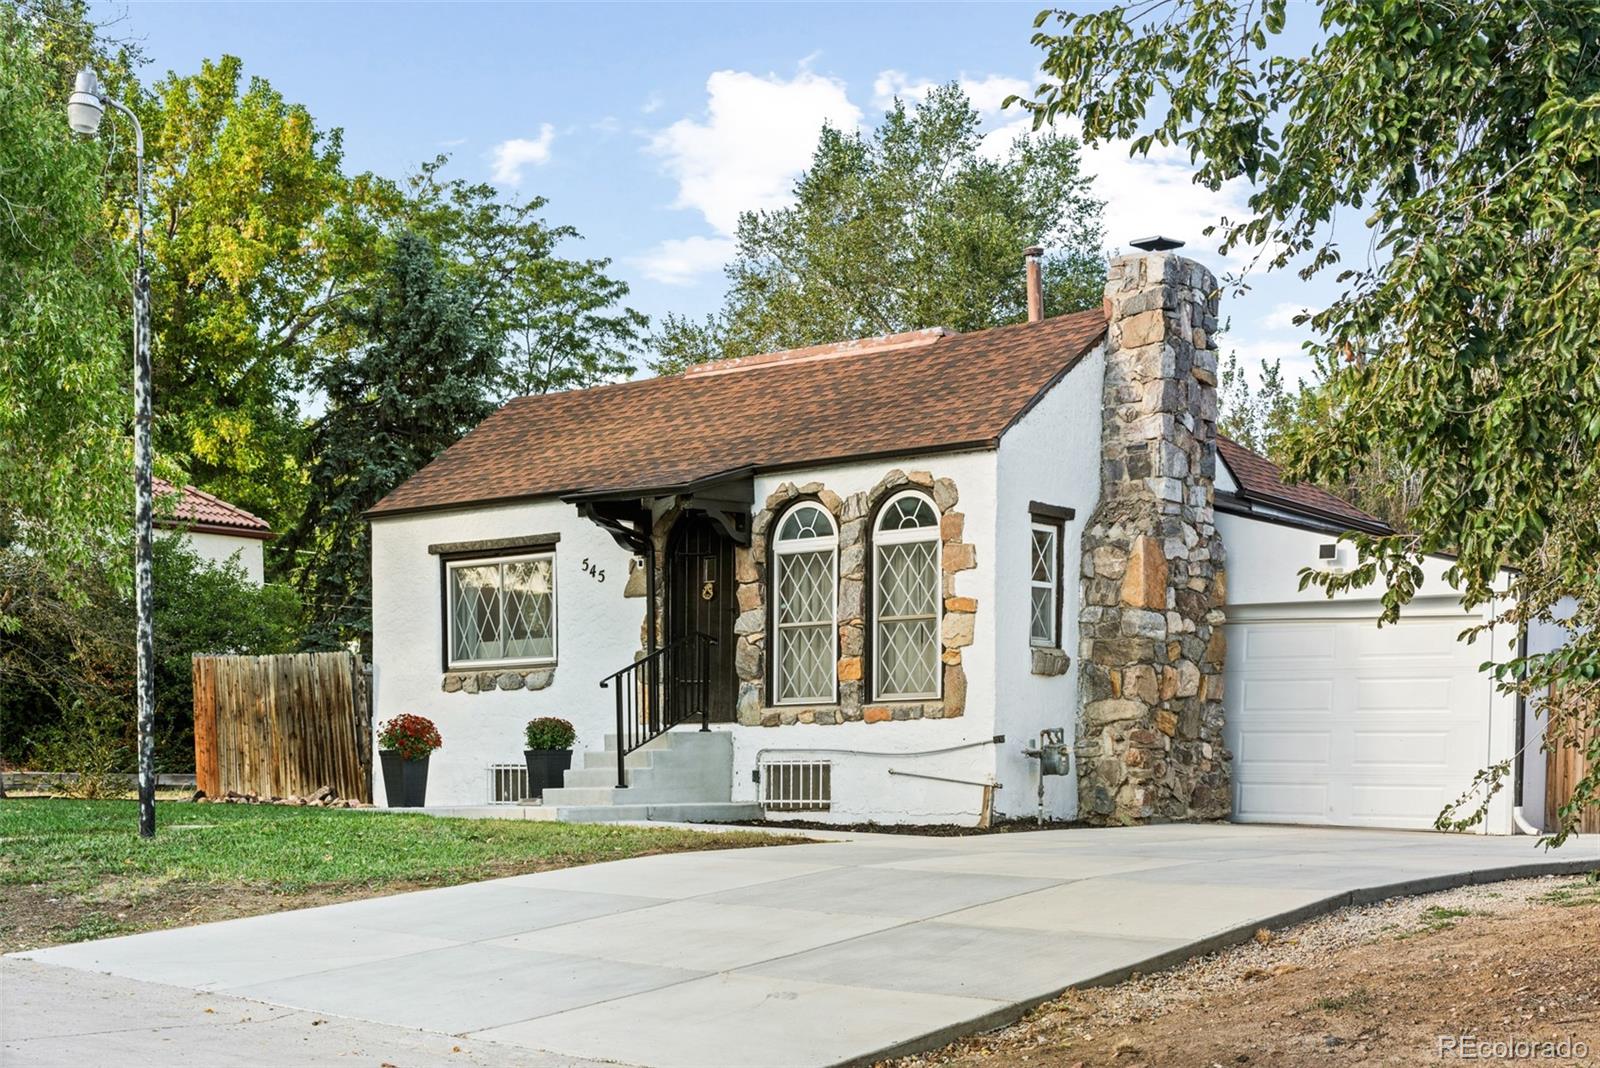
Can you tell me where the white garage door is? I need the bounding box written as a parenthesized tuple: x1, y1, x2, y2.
(1224, 615, 1492, 829)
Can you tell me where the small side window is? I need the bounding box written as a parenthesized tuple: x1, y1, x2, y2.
(1028, 520, 1061, 647)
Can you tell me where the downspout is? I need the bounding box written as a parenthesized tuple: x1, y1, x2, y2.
(1511, 622, 1540, 835)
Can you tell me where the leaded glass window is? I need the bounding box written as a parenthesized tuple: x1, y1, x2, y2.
(872, 491, 940, 699)
(773, 503, 837, 703)
(1030, 521, 1060, 646)
(447, 554, 556, 666)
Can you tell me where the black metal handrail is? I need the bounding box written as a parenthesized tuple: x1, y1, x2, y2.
(598, 632, 716, 788)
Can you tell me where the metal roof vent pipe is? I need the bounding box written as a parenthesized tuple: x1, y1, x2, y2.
(1024, 245, 1045, 323)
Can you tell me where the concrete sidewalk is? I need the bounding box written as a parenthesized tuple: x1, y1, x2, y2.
(9, 824, 1600, 1068)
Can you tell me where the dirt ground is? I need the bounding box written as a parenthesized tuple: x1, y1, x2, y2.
(888, 874, 1600, 1068)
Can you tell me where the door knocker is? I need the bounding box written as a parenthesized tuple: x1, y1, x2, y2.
(700, 580, 716, 601)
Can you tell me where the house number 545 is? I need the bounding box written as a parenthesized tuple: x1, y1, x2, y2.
(580, 558, 605, 583)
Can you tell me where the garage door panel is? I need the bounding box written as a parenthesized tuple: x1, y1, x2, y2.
(1239, 678, 1334, 714)
(1352, 621, 1466, 659)
(1349, 784, 1448, 827)
(1238, 782, 1327, 820)
(1351, 731, 1448, 768)
(1354, 677, 1455, 711)
(1243, 625, 1336, 662)
(1225, 618, 1491, 830)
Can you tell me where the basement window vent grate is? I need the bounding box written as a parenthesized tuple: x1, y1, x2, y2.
(760, 758, 832, 812)
(486, 763, 530, 805)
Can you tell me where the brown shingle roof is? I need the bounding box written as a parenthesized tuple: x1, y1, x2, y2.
(1216, 436, 1389, 533)
(369, 310, 1108, 518)
(153, 478, 274, 539)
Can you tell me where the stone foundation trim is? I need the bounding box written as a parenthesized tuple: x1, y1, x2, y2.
(441, 666, 556, 694)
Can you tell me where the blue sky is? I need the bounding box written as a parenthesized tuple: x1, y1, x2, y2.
(93, 1, 1336, 384)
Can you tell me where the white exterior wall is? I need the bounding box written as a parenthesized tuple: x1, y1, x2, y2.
(1217, 510, 1521, 833)
(369, 499, 639, 807)
(992, 345, 1105, 821)
(733, 450, 1003, 826)
(161, 528, 265, 585)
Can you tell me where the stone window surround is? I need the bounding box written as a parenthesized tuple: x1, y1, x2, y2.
(735, 469, 974, 728)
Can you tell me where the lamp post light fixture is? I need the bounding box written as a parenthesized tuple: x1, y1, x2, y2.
(69, 67, 158, 839)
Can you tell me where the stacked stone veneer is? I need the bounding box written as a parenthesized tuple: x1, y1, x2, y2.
(733, 470, 973, 726)
(1077, 252, 1231, 823)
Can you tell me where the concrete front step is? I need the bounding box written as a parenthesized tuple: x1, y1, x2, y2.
(535, 727, 736, 811)
(519, 801, 762, 824)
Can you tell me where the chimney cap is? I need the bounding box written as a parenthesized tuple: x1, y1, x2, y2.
(1023, 244, 1044, 258)
(1130, 235, 1185, 252)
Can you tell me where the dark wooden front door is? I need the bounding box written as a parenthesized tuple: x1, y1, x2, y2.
(665, 513, 737, 722)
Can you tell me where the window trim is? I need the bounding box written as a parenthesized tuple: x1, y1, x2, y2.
(1028, 518, 1063, 648)
(869, 489, 943, 701)
(442, 550, 559, 671)
(770, 501, 840, 706)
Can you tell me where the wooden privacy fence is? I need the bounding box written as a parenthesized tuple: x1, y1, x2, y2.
(1545, 683, 1600, 835)
(193, 652, 372, 802)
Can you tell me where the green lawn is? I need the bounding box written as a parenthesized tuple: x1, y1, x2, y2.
(0, 798, 792, 951)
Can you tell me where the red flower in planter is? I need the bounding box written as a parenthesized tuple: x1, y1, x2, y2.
(378, 714, 443, 762)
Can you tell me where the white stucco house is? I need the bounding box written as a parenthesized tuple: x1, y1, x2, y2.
(367, 248, 1557, 833)
(154, 478, 273, 584)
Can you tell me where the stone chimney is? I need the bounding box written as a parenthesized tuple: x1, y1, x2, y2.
(1076, 252, 1230, 824)
(1024, 246, 1044, 323)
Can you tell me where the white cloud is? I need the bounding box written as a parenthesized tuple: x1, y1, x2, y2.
(642, 91, 665, 115)
(631, 235, 737, 287)
(637, 68, 861, 284)
(649, 69, 861, 237)
(489, 125, 555, 186)
(872, 70, 1030, 119)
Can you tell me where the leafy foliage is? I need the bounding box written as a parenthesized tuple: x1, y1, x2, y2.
(377, 714, 442, 761)
(652, 83, 1105, 371)
(400, 158, 647, 399)
(524, 717, 576, 751)
(0, 4, 134, 576)
(284, 233, 498, 651)
(0, 538, 301, 775)
(1022, 0, 1600, 841)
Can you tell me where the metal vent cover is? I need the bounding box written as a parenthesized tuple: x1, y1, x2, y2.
(760, 758, 832, 811)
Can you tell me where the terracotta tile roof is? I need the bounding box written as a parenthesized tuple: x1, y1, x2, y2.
(369, 310, 1108, 518)
(1216, 436, 1389, 533)
(153, 478, 274, 539)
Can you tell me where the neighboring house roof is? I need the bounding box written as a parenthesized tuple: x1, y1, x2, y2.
(1216, 436, 1390, 534)
(369, 310, 1109, 518)
(153, 478, 274, 540)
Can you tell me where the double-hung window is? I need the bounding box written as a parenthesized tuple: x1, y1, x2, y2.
(871, 491, 941, 700)
(771, 502, 838, 704)
(1029, 520, 1061, 647)
(445, 553, 557, 668)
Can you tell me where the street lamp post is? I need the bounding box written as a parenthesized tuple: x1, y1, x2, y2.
(69, 68, 157, 839)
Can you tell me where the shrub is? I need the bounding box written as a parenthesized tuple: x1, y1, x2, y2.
(377, 714, 442, 761)
(524, 717, 575, 750)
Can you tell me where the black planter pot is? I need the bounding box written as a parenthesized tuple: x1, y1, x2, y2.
(380, 750, 430, 807)
(524, 748, 572, 800)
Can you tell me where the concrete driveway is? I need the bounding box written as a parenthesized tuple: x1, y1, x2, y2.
(10, 823, 1600, 1068)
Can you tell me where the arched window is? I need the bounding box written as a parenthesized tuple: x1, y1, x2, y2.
(871, 491, 941, 700)
(772, 501, 838, 704)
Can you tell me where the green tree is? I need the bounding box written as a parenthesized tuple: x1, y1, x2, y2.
(285, 233, 498, 651)
(652, 83, 1105, 371)
(400, 157, 646, 398)
(140, 56, 382, 529)
(1216, 351, 1296, 458)
(0, 3, 132, 578)
(1021, 0, 1600, 840)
